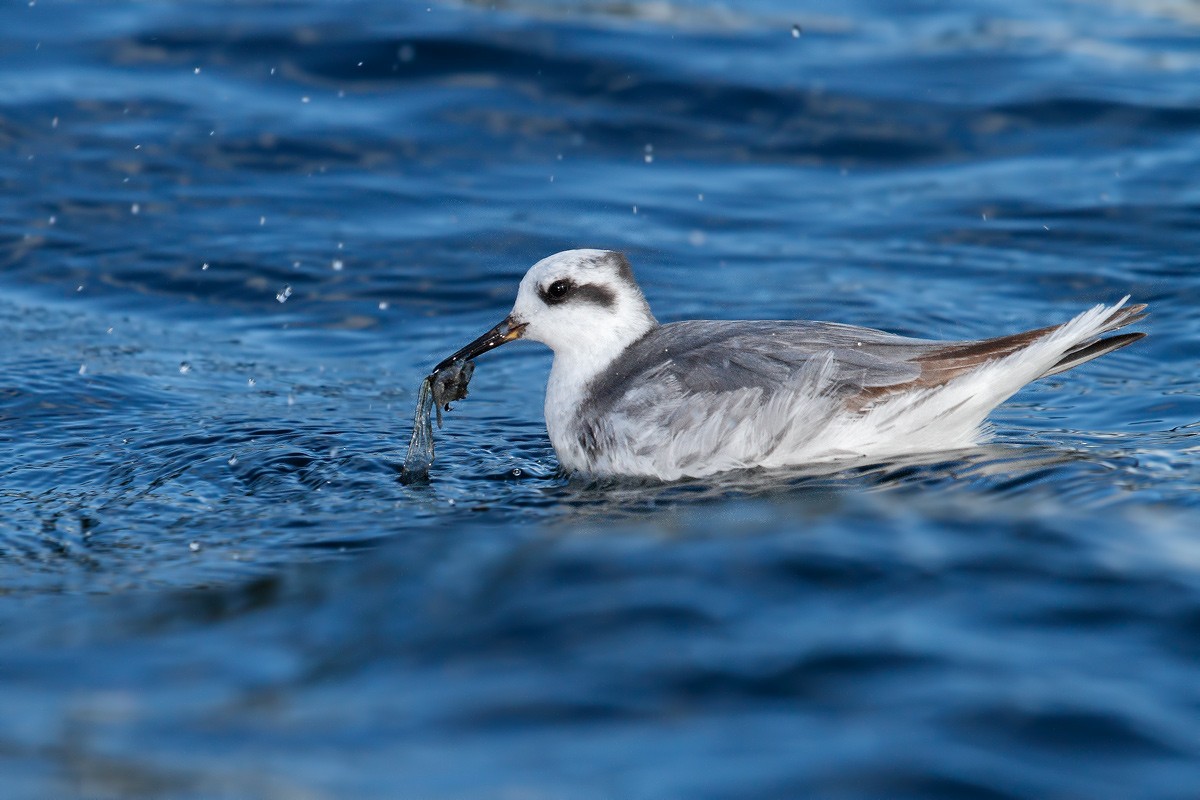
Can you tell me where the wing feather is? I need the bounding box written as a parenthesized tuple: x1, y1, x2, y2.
(584, 304, 1146, 418)
(581, 320, 925, 417)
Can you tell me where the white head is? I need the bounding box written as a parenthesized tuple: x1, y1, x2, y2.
(431, 249, 657, 384)
(511, 249, 656, 358)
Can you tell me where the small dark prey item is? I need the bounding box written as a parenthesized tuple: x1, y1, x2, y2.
(430, 359, 475, 426)
(399, 359, 475, 484)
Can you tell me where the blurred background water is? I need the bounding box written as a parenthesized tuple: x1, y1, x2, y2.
(2, 1, 1199, 798)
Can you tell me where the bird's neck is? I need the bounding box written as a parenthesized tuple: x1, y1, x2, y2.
(544, 316, 657, 443)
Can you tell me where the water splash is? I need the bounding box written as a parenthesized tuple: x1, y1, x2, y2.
(400, 376, 437, 484)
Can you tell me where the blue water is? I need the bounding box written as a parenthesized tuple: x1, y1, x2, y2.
(2, 1, 1199, 797)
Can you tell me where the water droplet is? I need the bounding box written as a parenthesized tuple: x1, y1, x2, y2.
(228, 454, 238, 466)
(259, 216, 266, 225)
(511, 467, 523, 477)
(688, 230, 706, 247)
(632, 205, 638, 215)
(331, 259, 344, 271)
(189, 541, 201, 552)
(201, 262, 209, 270)
(301, 95, 311, 103)
(179, 361, 192, 374)
(51, 116, 58, 128)
(276, 284, 292, 303)
(193, 66, 201, 74)
(78, 363, 87, 375)
(697, 193, 704, 201)
(378, 301, 389, 310)
(792, 24, 802, 38)
(247, 377, 256, 387)
(48, 215, 56, 224)
(286, 394, 295, 406)
(130, 203, 140, 214)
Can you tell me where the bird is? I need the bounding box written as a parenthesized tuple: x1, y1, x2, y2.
(430, 249, 1145, 481)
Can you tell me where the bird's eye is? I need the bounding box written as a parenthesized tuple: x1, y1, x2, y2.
(547, 279, 571, 299)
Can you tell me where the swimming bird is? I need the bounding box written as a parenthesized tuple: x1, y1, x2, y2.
(432, 249, 1145, 480)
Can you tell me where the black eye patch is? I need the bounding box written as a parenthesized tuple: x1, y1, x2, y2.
(538, 280, 616, 309)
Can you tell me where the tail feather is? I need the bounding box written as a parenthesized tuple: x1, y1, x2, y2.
(853, 298, 1148, 406)
(1041, 331, 1146, 378)
(1038, 300, 1147, 379)
(843, 298, 1147, 454)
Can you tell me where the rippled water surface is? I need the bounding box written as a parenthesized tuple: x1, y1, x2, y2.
(3, 1, 1199, 797)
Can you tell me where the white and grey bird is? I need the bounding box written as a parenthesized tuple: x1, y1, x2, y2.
(431, 249, 1145, 481)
